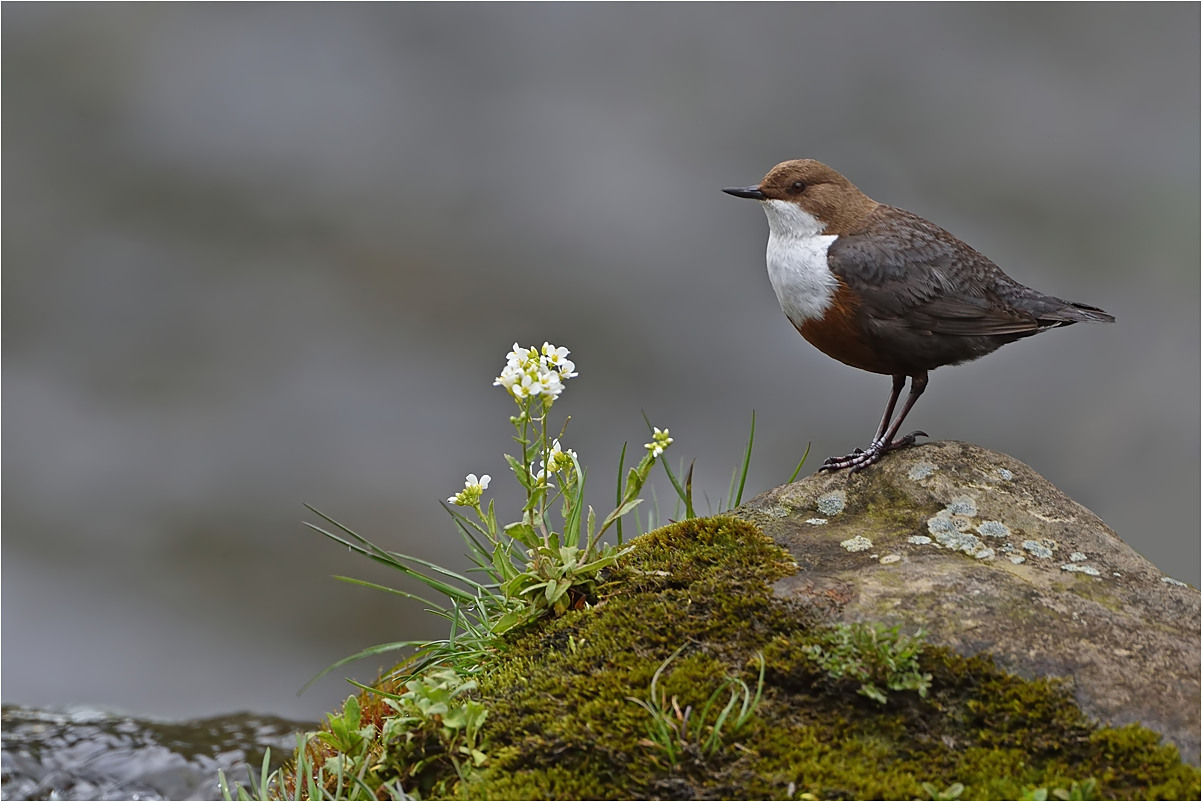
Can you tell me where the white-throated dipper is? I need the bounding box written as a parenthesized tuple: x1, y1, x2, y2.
(723, 159, 1115, 472)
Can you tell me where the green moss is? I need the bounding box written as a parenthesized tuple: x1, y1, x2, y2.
(333, 515, 1197, 801)
(860, 477, 931, 533)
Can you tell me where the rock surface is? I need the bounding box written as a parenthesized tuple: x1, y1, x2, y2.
(736, 440, 1200, 765)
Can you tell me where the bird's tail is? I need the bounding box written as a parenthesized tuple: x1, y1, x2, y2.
(1038, 300, 1115, 326)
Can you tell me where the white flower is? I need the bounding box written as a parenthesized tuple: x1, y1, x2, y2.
(545, 438, 577, 473)
(541, 343, 578, 379)
(529, 466, 554, 490)
(494, 342, 576, 403)
(492, 363, 522, 392)
(644, 427, 674, 459)
(534, 370, 564, 400)
(447, 473, 491, 506)
(505, 342, 537, 369)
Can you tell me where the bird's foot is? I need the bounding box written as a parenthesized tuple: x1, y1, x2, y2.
(820, 431, 928, 473)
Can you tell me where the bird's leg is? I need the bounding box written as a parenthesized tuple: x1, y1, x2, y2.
(821, 372, 929, 472)
(872, 374, 907, 445)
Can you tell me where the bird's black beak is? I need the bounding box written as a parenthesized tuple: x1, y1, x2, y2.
(722, 185, 765, 200)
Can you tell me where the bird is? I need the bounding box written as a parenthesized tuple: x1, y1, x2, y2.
(723, 159, 1114, 472)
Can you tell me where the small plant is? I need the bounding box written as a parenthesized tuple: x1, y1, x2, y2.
(1020, 778, 1099, 801)
(921, 780, 966, 800)
(803, 622, 932, 704)
(267, 343, 676, 799)
(313, 695, 375, 763)
(223, 671, 488, 801)
(442, 343, 669, 633)
(626, 646, 766, 766)
(237, 342, 817, 799)
(377, 667, 489, 795)
(220, 736, 414, 801)
(219, 748, 276, 801)
(302, 342, 674, 684)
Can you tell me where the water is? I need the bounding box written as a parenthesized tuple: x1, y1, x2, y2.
(1, 705, 311, 801)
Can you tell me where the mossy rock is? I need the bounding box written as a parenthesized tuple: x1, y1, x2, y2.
(305, 442, 1200, 799)
(409, 515, 1197, 800)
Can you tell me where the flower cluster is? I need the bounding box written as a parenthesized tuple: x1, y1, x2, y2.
(645, 427, 673, 459)
(544, 438, 577, 474)
(493, 342, 578, 403)
(526, 438, 579, 491)
(447, 473, 490, 507)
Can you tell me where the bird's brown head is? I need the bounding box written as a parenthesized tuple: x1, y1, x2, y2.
(724, 159, 879, 236)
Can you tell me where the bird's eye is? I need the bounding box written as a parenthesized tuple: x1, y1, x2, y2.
(790, 181, 807, 193)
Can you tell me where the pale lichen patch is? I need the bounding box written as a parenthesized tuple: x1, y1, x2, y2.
(816, 491, 846, 517)
(977, 520, 1011, 539)
(1022, 539, 1056, 559)
(908, 461, 937, 480)
(1061, 563, 1101, 577)
(805, 518, 828, 526)
(945, 495, 978, 517)
(927, 516, 958, 536)
(935, 530, 988, 557)
(927, 512, 973, 537)
(840, 535, 873, 553)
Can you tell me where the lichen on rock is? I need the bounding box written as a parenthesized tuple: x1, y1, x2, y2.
(741, 439, 1201, 767)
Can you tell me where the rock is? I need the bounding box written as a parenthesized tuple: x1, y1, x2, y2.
(736, 440, 1200, 765)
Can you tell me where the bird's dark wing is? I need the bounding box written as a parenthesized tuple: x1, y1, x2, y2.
(826, 206, 1045, 337)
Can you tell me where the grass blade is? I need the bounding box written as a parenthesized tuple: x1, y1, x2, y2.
(786, 442, 812, 484)
(298, 640, 425, 695)
(303, 516, 484, 603)
(330, 576, 448, 611)
(614, 441, 628, 544)
(733, 410, 755, 507)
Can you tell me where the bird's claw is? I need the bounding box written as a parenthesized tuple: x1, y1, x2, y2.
(819, 431, 928, 473)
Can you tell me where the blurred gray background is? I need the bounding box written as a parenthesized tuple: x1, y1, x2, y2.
(4, 5, 1198, 722)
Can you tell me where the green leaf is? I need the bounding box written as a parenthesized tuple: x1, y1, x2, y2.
(503, 520, 539, 549)
(614, 442, 629, 544)
(599, 497, 643, 535)
(546, 577, 572, 604)
(624, 466, 644, 502)
(733, 410, 755, 507)
(580, 505, 598, 554)
(504, 453, 531, 488)
(491, 541, 521, 581)
(492, 609, 528, 635)
(558, 545, 581, 568)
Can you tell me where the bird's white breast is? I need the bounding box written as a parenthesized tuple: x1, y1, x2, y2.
(761, 199, 839, 324)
